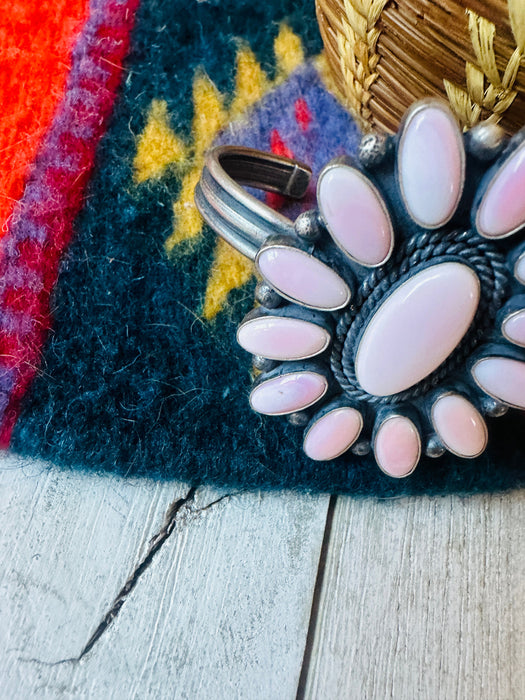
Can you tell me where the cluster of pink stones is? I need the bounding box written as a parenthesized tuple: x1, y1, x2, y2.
(239, 100, 525, 478)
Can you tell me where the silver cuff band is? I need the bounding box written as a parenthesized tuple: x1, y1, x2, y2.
(194, 146, 312, 260)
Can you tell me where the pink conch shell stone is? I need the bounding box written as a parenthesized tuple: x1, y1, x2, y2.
(355, 262, 480, 396)
(472, 356, 525, 409)
(256, 246, 350, 311)
(249, 371, 328, 415)
(374, 415, 421, 478)
(431, 394, 487, 458)
(514, 254, 525, 285)
(317, 165, 393, 266)
(398, 102, 465, 228)
(477, 140, 525, 238)
(237, 316, 331, 360)
(303, 407, 362, 461)
(502, 310, 525, 348)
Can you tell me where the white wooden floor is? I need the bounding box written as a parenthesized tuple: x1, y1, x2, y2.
(0, 453, 523, 699)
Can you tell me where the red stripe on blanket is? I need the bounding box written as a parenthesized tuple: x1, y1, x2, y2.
(0, 0, 90, 236)
(0, 0, 141, 446)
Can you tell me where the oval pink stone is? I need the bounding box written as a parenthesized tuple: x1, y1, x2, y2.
(303, 407, 362, 461)
(249, 371, 328, 415)
(237, 316, 331, 360)
(477, 141, 525, 238)
(317, 165, 393, 266)
(514, 254, 525, 285)
(431, 394, 487, 458)
(502, 310, 525, 347)
(256, 246, 350, 311)
(472, 356, 525, 409)
(398, 102, 464, 228)
(374, 415, 421, 478)
(355, 262, 480, 396)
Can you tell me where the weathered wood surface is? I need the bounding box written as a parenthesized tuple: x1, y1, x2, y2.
(0, 454, 329, 699)
(302, 492, 525, 700)
(1, 452, 524, 699)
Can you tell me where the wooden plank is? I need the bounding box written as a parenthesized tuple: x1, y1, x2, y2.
(0, 455, 190, 679)
(301, 492, 525, 700)
(0, 454, 329, 699)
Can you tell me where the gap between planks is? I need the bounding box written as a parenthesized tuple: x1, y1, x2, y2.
(296, 494, 337, 699)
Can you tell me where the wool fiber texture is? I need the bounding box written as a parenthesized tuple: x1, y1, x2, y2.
(9, 0, 525, 496)
(0, 0, 139, 443)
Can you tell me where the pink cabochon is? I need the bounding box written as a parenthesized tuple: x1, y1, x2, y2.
(431, 394, 487, 458)
(237, 316, 331, 361)
(256, 246, 350, 311)
(472, 356, 525, 409)
(318, 165, 393, 266)
(249, 371, 328, 415)
(374, 416, 420, 478)
(514, 254, 525, 285)
(477, 141, 525, 238)
(355, 262, 480, 396)
(502, 310, 525, 348)
(303, 406, 362, 461)
(398, 103, 464, 227)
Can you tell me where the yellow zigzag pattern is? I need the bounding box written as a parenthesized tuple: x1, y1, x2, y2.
(133, 24, 305, 320)
(134, 100, 187, 183)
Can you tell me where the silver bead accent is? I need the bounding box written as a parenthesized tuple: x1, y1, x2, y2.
(252, 355, 276, 372)
(287, 411, 309, 427)
(294, 210, 322, 242)
(358, 132, 391, 169)
(255, 281, 282, 309)
(467, 122, 506, 161)
(425, 436, 446, 459)
(481, 397, 508, 418)
(351, 439, 371, 456)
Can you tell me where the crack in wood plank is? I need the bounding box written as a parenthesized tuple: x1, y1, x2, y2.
(20, 486, 241, 666)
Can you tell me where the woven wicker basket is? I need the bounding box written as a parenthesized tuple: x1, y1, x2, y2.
(316, 0, 525, 134)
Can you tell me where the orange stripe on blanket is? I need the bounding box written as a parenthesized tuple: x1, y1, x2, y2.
(0, 0, 89, 235)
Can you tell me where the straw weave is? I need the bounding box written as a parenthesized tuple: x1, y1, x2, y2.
(316, 0, 525, 133)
